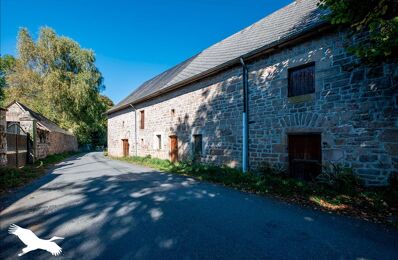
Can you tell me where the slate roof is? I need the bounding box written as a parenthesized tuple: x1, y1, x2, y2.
(8, 101, 75, 136)
(108, 0, 328, 114)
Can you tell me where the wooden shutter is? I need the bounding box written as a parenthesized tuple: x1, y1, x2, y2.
(288, 63, 315, 97)
(140, 110, 145, 129)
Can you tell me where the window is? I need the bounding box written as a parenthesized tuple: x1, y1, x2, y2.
(156, 134, 162, 150)
(7, 122, 20, 134)
(38, 131, 47, 143)
(171, 109, 175, 116)
(193, 134, 203, 158)
(288, 62, 315, 97)
(140, 110, 145, 129)
(288, 134, 321, 180)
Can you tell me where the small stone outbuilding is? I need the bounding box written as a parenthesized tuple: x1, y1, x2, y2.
(6, 101, 78, 160)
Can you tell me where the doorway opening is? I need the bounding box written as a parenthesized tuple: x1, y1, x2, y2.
(169, 135, 178, 163)
(288, 133, 321, 180)
(122, 139, 129, 157)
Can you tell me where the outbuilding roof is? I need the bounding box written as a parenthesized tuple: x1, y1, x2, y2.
(108, 0, 327, 114)
(7, 101, 75, 136)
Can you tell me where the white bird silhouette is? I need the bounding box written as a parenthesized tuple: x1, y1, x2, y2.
(8, 224, 63, 256)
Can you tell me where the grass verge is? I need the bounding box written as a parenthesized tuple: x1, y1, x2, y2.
(0, 151, 79, 195)
(112, 155, 398, 227)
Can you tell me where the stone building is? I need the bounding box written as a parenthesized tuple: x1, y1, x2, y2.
(107, 0, 397, 186)
(6, 101, 78, 159)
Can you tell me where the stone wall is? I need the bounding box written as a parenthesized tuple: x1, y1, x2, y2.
(36, 142, 49, 159)
(108, 29, 398, 186)
(6, 103, 78, 160)
(48, 132, 78, 155)
(0, 108, 7, 166)
(246, 31, 397, 186)
(36, 132, 78, 159)
(108, 67, 243, 167)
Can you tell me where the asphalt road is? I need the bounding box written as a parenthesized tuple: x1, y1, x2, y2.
(0, 152, 397, 259)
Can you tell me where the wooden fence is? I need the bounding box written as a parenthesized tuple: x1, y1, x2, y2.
(6, 128, 33, 168)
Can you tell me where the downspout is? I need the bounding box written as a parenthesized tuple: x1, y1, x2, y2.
(240, 57, 249, 173)
(129, 104, 138, 156)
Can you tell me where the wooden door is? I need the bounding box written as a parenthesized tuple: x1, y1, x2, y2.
(288, 134, 321, 180)
(122, 139, 129, 157)
(169, 136, 178, 163)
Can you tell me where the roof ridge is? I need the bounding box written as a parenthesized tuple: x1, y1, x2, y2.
(108, 0, 324, 114)
(7, 101, 74, 135)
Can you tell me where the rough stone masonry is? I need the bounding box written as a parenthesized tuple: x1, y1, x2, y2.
(108, 29, 397, 186)
(0, 108, 7, 166)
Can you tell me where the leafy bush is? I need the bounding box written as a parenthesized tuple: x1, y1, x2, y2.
(259, 161, 287, 177)
(318, 0, 398, 62)
(317, 163, 361, 193)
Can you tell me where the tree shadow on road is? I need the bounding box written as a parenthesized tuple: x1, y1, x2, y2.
(0, 167, 225, 259)
(1, 157, 398, 259)
(0, 154, 86, 212)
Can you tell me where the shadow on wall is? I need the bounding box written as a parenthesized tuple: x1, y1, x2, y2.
(169, 23, 397, 181)
(167, 71, 243, 167)
(167, 33, 332, 169)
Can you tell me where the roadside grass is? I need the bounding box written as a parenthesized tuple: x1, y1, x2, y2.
(113, 155, 398, 227)
(0, 151, 79, 194)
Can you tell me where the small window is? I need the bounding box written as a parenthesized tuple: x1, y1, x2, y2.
(156, 134, 162, 150)
(288, 63, 315, 97)
(38, 131, 47, 143)
(288, 133, 321, 180)
(7, 122, 20, 134)
(193, 134, 203, 158)
(140, 110, 145, 129)
(171, 109, 175, 116)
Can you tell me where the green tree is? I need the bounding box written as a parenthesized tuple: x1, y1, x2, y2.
(0, 55, 16, 106)
(319, 0, 398, 62)
(5, 27, 111, 144)
(91, 95, 114, 147)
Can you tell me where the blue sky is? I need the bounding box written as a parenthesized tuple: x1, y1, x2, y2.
(1, 0, 292, 104)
